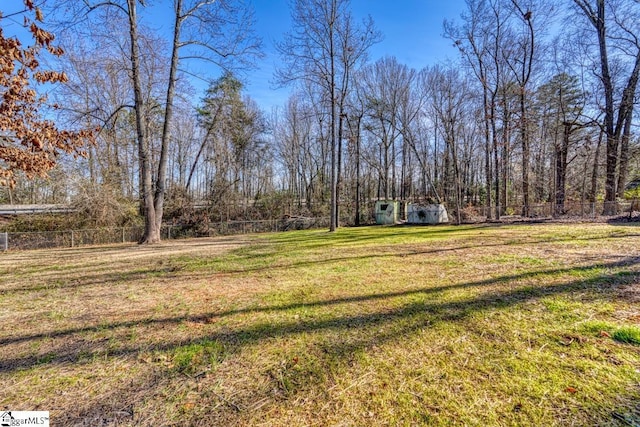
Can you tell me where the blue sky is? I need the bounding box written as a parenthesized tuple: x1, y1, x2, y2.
(3, 1, 469, 112)
(248, 0, 468, 111)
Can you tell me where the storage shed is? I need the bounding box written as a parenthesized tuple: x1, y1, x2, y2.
(406, 203, 449, 225)
(375, 200, 400, 225)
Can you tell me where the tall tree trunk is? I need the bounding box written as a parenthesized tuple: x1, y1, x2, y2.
(483, 89, 493, 220)
(391, 136, 397, 200)
(354, 115, 362, 226)
(154, 0, 183, 236)
(491, 99, 501, 220)
(335, 106, 344, 227)
(520, 90, 530, 216)
(501, 136, 508, 215)
(185, 128, 213, 192)
(616, 108, 633, 198)
(603, 133, 619, 215)
(127, 0, 160, 244)
(500, 95, 509, 216)
(596, 0, 618, 215)
(433, 116, 438, 198)
(329, 0, 338, 232)
(589, 130, 603, 204)
(573, 0, 620, 214)
(450, 133, 462, 224)
(510, 0, 534, 217)
(555, 122, 570, 216)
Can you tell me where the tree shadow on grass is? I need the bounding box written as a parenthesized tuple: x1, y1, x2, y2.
(1, 256, 638, 373)
(0, 268, 173, 295)
(2, 224, 638, 296)
(262, 223, 508, 251)
(607, 214, 640, 225)
(2, 256, 639, 425)
(172, 230, 640, 276)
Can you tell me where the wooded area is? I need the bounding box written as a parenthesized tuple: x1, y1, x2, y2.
(1, 0, 639, 239)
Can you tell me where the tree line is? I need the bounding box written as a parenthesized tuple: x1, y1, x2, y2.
(1, 0, 639, 241)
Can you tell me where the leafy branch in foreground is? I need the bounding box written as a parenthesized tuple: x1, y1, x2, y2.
(0, 0, 94, 187)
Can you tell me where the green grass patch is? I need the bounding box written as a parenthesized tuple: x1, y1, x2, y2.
(613, 326, 640, 345)
(490, 253, 547, 265)
(541, 297, 584, 320)
(36, 353, 56, 365)
(1, 222, 639, 426)
(581, 321, 640, 346)
(581, 320, 618, 335)
(171, 339, 226, 375)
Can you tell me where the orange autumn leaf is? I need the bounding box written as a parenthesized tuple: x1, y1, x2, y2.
(0, 0, 95, 188)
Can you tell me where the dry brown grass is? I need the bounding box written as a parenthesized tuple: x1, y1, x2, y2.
(0, 223, 639, 426)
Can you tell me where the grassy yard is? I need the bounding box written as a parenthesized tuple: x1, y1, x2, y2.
(0, 222, 639, 426)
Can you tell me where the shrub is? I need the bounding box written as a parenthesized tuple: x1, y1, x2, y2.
(71, 182, 141, 228)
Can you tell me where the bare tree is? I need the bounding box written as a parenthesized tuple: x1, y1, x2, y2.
(360, 57, 415, 200)
(445, 0, 509, 219)
(536, 73, 589, 214)
(273, 92, 322, 213)
(56, 0, 261, 242)
(425, 66, 472, 223)
(276, 0, 379, 231)
(54, 15, 170, 200)
(572, 0, 640, 214)
(503, 0, 537, 216)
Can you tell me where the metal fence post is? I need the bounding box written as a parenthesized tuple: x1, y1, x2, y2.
(71, 230, 75, 248)
(0, 232, 7, 251)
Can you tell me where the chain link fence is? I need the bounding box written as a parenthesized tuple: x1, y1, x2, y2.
(462, 201, 638, 220)
(2, 200, 638, 252)
(0, 217, 330, 251)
